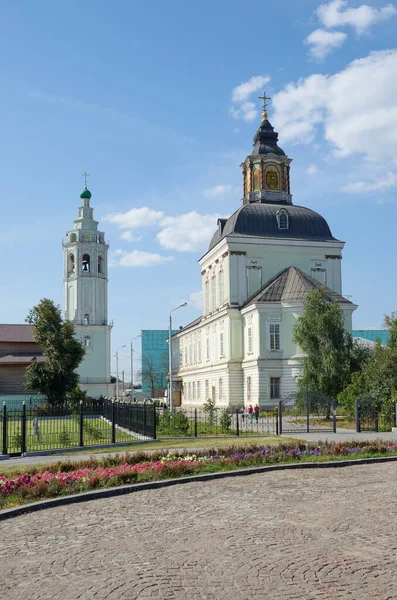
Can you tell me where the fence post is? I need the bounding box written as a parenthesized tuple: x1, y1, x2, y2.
(143, 401, 147, 437)
(306, 387, 310, 433)
(111, 400, 116, 444)
(152, 403, 157, 440)
(194, 409, 198, 437)
(374, 417, 379, 433)
(2, 402, 7, 455)
(332, 399, 337, 434)
(275, 406, 279, 436)
(355, 398, 360, 433)
(236, 408, 240, 437)
(21, 401, 27, 454)
(79, 400, 84, 447)
(278, 400, 283, 435)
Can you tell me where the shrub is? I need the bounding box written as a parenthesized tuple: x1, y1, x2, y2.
(58, 428, 72, 447)
(220, 408, 232, 433)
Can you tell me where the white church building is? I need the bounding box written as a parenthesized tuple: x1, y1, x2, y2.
(63, 183, 113, 398)
(172, 99, 356, 408)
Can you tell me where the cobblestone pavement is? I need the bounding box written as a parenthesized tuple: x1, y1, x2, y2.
(2, 463, 397, 600)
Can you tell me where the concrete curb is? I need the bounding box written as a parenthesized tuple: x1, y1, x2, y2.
(2, 454, 397, 522)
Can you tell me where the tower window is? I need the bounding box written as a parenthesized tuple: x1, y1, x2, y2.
(68, 253, 75, 274)
(69, 233, 77, 243)
(83, 314, 90, 326)
(84, 336, 91, 348)
(276, 209, 289, 230)
(98, 255, 104, 274)
(82, 253, 90, 272)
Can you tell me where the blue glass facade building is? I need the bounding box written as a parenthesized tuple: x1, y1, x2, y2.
(352, 329, 389, 345)
(141, 330, 177, 395)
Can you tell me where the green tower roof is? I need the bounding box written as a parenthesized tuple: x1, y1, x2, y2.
(80, 187, 92, 200)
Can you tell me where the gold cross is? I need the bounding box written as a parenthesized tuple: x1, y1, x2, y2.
(258, 92, 272, 119)
(82, 171, 90, 188)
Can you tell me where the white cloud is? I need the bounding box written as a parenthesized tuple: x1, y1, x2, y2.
(230, 75, 270, 122)
(305, 28, 347, 60)
(157, 211, 223, 253)
(103, 206, 164, 229)
(343, 171, 397, 193)
(306, 165, 319, 176)
(113, 249, 173, 267)
(317, 0, 397, 35)
(189, 290, 202, 311)
(204, 184, 236, 198)
(120, 231, 140, 242)
(273, 49, 397, 163)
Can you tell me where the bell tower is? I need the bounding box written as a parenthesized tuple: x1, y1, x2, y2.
(63, 175, 112, 396)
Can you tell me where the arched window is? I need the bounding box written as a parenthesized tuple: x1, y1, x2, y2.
(84, 336, 91, 348)
(276, 209, 289, 230)
(83, 314, 90, 326)
(68, 253, 75, 274)
(82, 253, 90, 272)
(98, 255, 104, 274)
(69, 233, 77, 243)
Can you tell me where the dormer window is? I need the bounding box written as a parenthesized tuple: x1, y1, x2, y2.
(276, 209, 289, 230)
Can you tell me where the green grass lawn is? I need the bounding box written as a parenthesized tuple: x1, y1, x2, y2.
(2, 416, 138, 453)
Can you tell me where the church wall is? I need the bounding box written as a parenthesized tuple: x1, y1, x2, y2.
(224, 239, 344, 306)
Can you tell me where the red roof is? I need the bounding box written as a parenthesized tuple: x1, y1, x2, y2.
(0, 324, 36, 343)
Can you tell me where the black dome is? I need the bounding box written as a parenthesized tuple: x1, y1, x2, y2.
(208, 203, 338, 251)
(252, 119, 285, 156)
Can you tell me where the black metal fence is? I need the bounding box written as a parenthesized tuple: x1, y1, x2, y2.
(355, 397, 397, 433)
(1, 399, 156, 456)
(155, 406, 279, 438)
(277, 391, 337, 434)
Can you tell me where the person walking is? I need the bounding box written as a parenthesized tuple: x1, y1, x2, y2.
(240, 406, 245, 424)
(248, 404, 254, 423)
(254, 404, 260, 423)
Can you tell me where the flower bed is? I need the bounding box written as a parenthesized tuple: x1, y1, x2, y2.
(1, 440, 397, 509)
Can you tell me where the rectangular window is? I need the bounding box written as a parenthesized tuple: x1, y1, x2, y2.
(219, 332, 224, 357)
(205, 379, 209, 400)
(189, 342, 192, 364)
(247, 376, 251, 402)
(270, 377, 281, 399)
(247, 326, 253, 353)
(205, 281, 209, 315)
(270, 324, 280, 350)
(219, 378, 223, 400)
(198, 338, 201, 362)
(184, 347, 188, 366)
(193, 340, 197, 363)
(179, 345, 183, 367)
(219, 271, 224, 306)
(197, 381, 201, 401)
(192, 381, 196, 401)
(206, 336, 210, 361)
(211, 276, 216, 311)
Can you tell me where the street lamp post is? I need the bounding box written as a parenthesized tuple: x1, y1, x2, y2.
(115, 345, 126, 401)
(130, 334, 142, 396)
(169, 303, 187, 412)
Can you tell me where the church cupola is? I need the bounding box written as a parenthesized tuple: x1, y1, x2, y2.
(241, 92, 292, 206)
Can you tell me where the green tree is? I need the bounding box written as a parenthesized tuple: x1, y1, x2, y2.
(25, 298, 85, 405)
(293, 288, 353, 405)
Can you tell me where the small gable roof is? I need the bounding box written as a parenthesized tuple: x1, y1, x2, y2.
(242, 266, 353, 308)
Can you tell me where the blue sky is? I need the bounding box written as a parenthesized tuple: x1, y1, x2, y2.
(1, 0, 397, 377)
